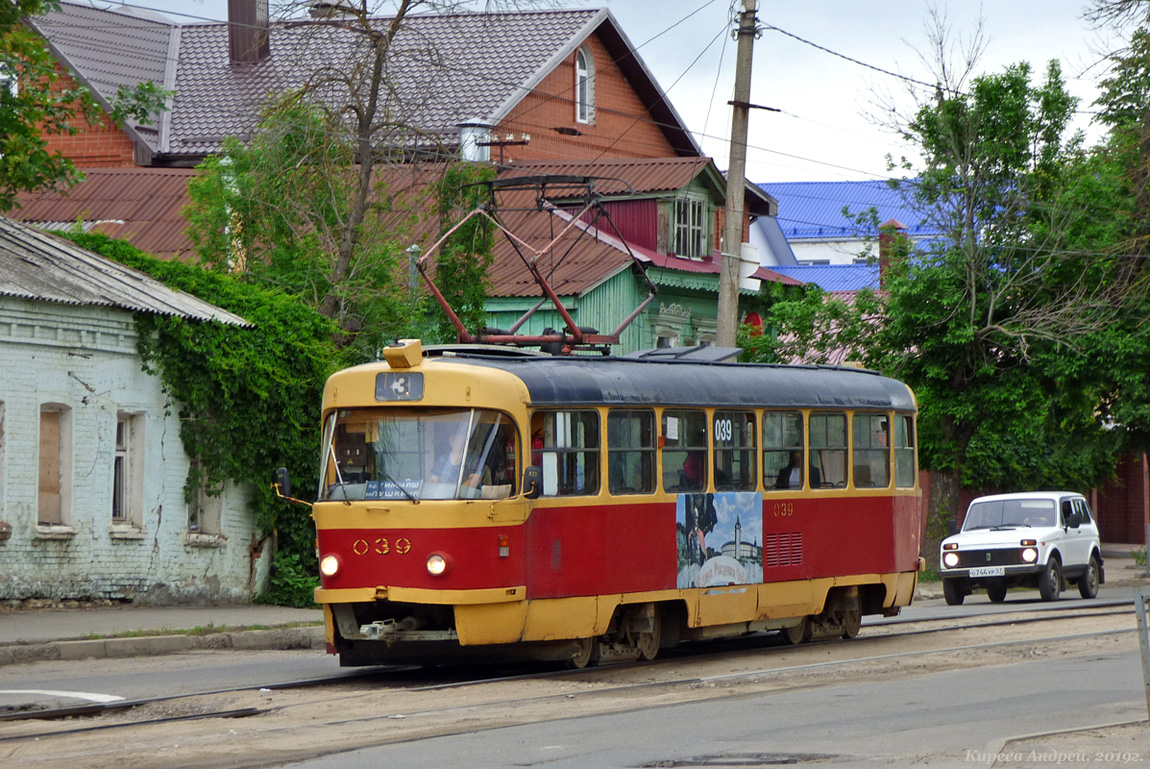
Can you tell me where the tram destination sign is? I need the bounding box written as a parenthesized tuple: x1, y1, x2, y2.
(375, 372, 423, 401)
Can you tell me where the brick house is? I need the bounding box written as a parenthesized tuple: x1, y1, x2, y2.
(0, 216, 268, 603)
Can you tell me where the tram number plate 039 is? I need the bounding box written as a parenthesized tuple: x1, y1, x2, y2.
(969, 566, 1005, 577)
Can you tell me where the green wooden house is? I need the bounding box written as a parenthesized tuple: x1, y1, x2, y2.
(484, 158, 797, 353)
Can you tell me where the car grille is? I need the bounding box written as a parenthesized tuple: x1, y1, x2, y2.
(957, 548, 1025, 567)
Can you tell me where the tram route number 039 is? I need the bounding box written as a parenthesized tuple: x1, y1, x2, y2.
(772, 502, 794, 517)
(352, 537, 412, 556)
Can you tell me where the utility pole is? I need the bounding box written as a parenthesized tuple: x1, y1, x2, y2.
(717, 0, 758, 348)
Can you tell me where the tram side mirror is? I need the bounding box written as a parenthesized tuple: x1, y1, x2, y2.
(522, 466, 542, 499)
(274, 467, 292, 500)
(946, 519, 958, 536)
(1068, 510, 1082, 529)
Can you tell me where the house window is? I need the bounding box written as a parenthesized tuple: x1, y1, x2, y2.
(673, 197, 708, 259)
(575, 45, 595, 124)
(39, 405, 72, 525)
(112, 413, 144, 525)
(187, 458, 222, 535)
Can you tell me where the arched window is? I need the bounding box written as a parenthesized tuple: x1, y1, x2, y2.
(575, 45, 595, 124)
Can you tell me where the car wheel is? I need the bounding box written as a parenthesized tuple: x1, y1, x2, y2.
(1038, 557, 1062, 602)
(986, 583, 1008, 603)
(1078, 555, 1100, 599)
(943, 578, 965, 606)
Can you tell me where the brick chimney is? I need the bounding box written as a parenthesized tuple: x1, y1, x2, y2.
(228, 0, 270, 65)
(878, 218, 907, 290)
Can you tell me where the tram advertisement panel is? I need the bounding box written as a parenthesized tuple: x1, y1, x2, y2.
(676, 491, 764, 588)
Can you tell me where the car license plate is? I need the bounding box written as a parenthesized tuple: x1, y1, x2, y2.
(970, 566, 1005, 578)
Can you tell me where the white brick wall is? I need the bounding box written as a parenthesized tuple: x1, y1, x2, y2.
(0, 296, 272, 603)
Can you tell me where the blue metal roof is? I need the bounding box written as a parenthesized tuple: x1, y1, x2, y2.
(768, 264, 879, 292)
(757, 180, 940, 242)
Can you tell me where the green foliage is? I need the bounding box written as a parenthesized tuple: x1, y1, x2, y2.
(1, 1, 170, 211)
(253, 551, 320, 608)
(58, 231, 339, 606)
(184, 99, 495, 356)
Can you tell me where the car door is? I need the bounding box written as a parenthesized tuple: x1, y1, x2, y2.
(1061, 497, 1090, 569)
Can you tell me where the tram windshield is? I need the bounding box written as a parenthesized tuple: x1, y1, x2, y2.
(320, 408, 518, 501)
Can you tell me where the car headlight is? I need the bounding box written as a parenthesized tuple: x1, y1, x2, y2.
(1021, 547, 1038, 563)
(426, 552, 452, 577)
(319, 554, 341, 577)
(942, 551, 959, 568)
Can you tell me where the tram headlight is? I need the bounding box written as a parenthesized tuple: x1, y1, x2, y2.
(426, 552, 452, 577)
(942, 551, 959, 569)
(319, 554, 341, 578)
(1021, 547, 1038, 563)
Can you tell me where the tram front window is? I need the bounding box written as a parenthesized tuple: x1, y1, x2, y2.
(320, 408, 517, 501)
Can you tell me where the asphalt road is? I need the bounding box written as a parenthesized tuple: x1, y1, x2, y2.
(281, 645, 1144, 769)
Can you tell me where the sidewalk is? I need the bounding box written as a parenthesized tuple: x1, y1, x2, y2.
(0, 603, 323, 666)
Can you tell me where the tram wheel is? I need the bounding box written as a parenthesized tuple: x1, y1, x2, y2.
(635, 608, 662, 661)
(840, 608, 862, 639)
(567, 637, 599, 669)
(781, 616, 810, 645)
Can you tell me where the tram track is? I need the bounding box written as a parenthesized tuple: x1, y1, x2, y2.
(0, 598, 1137, 751)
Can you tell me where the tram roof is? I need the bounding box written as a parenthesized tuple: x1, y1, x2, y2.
(436, 353, 915, 412)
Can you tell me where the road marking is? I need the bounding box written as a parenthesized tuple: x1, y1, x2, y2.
(0, 689, 125, 703)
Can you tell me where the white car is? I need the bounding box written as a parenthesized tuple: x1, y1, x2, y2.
(939, 491, 1104, 605)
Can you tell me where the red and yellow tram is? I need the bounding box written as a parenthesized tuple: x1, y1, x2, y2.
(306, 339, 922, 667)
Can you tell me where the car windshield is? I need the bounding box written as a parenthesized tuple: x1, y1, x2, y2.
(319, 407, 518, 501)
(962, 498, 1055, 530)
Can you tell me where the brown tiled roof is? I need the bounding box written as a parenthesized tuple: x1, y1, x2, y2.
(30, 3, 699, 164)
(11, 169, 196, 261)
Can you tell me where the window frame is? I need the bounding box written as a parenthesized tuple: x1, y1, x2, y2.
(672, 196, 709, 259)
(661, 408, 708, 493)
(851, 412, 890, 489)
(808, 411, 847, 489)
(762, 410, 804, 491)
(713, 410, 756, 491)
(575, 45, 595, 124)
(607, 409, 656, 495)
(538, 409, 600, 497)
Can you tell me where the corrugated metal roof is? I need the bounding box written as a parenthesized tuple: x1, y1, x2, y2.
(766, 264, 879, 292)
(501, 157, 715, 197)
(12, 169, 196, 261)
(757, 180, 940, 241)
(0, 216, 249, 326)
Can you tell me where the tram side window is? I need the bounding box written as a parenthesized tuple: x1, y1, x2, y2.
(763, 411, 803, 490)
(538, 410, 600, 496)
(852, 413, 890, 488)
(663, 409, 707, 492)
(714, 410, 756, 491)
(809, 412, 846, 488)
(894, 414, 916, 488)
(608, 410, 655, 495)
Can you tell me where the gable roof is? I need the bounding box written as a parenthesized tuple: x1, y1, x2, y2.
(757, 180, 938, 241)
(0, 216, 248, 325)
(30, 3, 700, 165)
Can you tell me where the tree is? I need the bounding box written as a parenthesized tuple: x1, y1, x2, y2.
(1, 0, 167, 211)
(185, 98, 495, 355)
(184, 1, 516, 349)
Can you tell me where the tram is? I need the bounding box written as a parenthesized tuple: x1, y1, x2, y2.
(293, 338, 923, 667)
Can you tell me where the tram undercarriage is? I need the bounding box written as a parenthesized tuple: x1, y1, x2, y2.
(325, 578, 912, 668)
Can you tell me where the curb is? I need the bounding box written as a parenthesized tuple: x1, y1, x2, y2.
(0, 626, 325, 667)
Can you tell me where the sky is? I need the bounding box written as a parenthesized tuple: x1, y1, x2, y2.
(101, 0, 1130, 183)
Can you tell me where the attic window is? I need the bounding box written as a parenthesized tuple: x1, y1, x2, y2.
(672, 196, 709, 260)
(575, 45, 595, 124)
